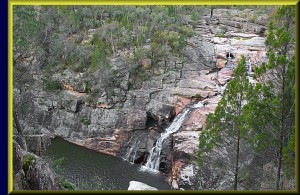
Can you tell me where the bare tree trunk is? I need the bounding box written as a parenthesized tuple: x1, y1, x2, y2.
(234, 132, 240, 190)
(13, 111, 27, 151)
(276, 64, 286, 190)
(110, 30, 115, 55)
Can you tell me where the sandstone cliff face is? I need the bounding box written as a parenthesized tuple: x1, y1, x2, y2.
(13, 7, 269, 190)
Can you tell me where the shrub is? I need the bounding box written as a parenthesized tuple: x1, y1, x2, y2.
(73, 63, 84, 72)
(42, 78, 63, 91)
(52, 157, 65, 174)
(22, 153, 35, 173)
(191, 9, 199, 21)
(80, 117, 91, 125)
(249, 13, 258, 23)
(215, 33, 225, 37)
(20, 103, 30, 114)
(195, 93, 201, 98)
(59, 176, 75, 190)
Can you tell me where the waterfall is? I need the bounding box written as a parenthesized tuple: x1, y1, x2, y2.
(143, 101, 205, 171)
(124, 138, 140, 163)
(216, 83, 227, 95)
(248, 59, 252, 73)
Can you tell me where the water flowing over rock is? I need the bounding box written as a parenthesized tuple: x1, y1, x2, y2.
(144, 109, 190, 171)
(124, 138, 140, 163)
(144, 101, 204, 171)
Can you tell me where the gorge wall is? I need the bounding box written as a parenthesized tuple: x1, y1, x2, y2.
(13, 7, 270, 190)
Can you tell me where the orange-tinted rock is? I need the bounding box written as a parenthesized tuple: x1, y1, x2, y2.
(182, 108, 207, 131)
(63, 83, 86, 97)
(216, 58, 227, 69)
(175, 95, 192, 115)
(97, 103, 108, 109)
(217, 67, 234, 85)
(66, 128, 129, 156)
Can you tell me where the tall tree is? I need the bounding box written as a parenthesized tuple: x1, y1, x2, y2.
(198, 56, 252, 190)
(251, 5, 295, 190)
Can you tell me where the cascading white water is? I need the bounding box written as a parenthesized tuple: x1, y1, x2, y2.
(247, 59, 252, 73)
(216, 83, 227, 95)
(143, 101, 205, 171)
(124, 138, 140, 163)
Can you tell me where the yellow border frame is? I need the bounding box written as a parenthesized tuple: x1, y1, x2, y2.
(8, 1, 299, 194)
(7, 0, 300, 5)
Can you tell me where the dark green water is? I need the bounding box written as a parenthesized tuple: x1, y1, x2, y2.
(41, 137, 170, 190)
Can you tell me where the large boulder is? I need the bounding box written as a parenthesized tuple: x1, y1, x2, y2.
(128, 181, 158, 190)
(146, 100, 175, 125)
(217, 68, 234, 85)
(173, 131, 199, 159)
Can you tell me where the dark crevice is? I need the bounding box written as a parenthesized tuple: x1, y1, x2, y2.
(145, 112, 158, 129)
(226, 52, 234, 59)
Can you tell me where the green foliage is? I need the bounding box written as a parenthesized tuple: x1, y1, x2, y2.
(50, 156, 75, 190)
(80, 117, 91, 125)
(51, 157, 65, 174)
(14, 5, 197, 90)
(20, 103, 30, 114)
(22, 153, 35, 173)
(198, 56, 251, 190)
(73, 63, 84, 72)
(215, 33, 225, 37)
(42, 78, 63, 91)
(191, 9, 199, 21)
(249, 13, 257, 23)
(252, 5, 295, 189)
(199, 6, 295, 190)
(167, 5, 176, 17)
(194, 94, 201, 98)
(59, 176, 75, 190)
(84, 81, 92, 93)
(283, 126, 295, 179)
(90, 39, 110, 72)
(13, 6, 43, 64)
(138, 70, 148, 81)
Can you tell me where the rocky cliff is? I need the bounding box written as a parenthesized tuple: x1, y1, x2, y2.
(13, 141, 64, 190)
(13, 7, 270, 190)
